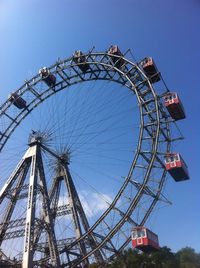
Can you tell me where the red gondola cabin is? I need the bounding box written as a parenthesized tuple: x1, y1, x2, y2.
(108, 45, 124, 68)
(165, 153, 189, 182)
(8, 92, 27, 109)
(39, 67, 56, 87)
(141, 57, 160, 83)
(132, 227, 159, 253)
(73, 50, 90, 72)
(164, 92, 186, 120)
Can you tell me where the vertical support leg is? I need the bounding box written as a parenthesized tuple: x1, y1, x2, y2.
(23, 146, 38, 268)
(37, 148, 61, 267)
(62, 167, 89, 266)
(33, 177, 62, 255)
(0, 161, 30, 245)
(63, 166, 104, 265)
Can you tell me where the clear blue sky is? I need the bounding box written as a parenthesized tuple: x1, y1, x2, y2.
(0, 0, 199, 253)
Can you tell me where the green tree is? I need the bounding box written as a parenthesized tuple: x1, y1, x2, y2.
(89, 246, 200, 268)
(176, 247, 200, 268)
(149, 246, 179, 268)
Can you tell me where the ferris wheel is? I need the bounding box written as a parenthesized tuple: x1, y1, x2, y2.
(0, 46, 188, 267)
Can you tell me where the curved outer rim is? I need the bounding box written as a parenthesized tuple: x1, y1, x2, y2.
(0, 51, 171, 266)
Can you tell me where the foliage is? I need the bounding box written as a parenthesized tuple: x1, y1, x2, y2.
(89, 246, 200, 268)
(176, 247, 200, 268)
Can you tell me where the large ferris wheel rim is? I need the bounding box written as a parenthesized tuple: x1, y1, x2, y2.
(0, 51, 162, 157)
(0, 53, 150, 131)
(0, 50, 171, 265)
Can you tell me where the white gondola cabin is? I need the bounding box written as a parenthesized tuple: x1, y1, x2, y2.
(73, 50, 90, 72)
(141, 57, 160, 83)
(108, 45, 124, 68)
(8, 92, 27, 109)
(165, 153, 189, 182)
(164, 92, 186, 120)
(39, 67, 56, 87)
(132, 227, 159, 253)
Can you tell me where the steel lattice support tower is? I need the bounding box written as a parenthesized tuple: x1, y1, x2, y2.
(0, 134, 104, 267)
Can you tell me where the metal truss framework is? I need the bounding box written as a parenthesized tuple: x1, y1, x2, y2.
(0, 49, 178, 267)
